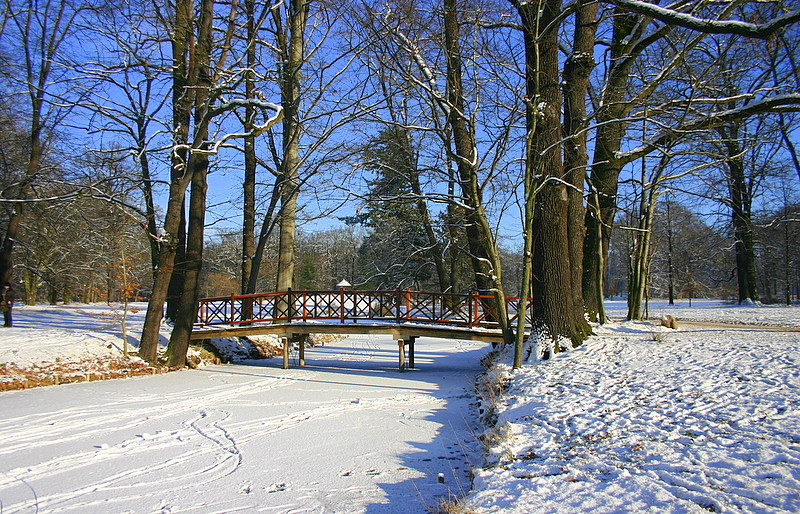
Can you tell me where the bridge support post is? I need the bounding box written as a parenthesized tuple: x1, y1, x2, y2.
(408, 336, 416, 369)
(298, 336, 305, 367)
(282, 337, 290, 369)
(398, 339, 406, 372)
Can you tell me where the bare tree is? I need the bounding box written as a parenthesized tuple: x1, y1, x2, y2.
(0, 0, 92, 285)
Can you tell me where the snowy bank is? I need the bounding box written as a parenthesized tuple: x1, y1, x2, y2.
(469, 305, 800, 513)
(0, 304, 176, 390)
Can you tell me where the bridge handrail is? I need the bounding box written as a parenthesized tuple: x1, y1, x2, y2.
(195, 289, 533, 330)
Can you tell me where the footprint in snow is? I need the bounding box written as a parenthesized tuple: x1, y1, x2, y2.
(268, 483, 287, 493)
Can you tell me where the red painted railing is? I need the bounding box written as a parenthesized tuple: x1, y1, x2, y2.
(196, 289, 533, 330)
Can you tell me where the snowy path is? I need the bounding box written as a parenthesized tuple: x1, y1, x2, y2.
(470, 321, 800, 513)
(0, 335, 490, 513)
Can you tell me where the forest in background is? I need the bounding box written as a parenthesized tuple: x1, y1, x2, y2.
(1, 0, 799, 366)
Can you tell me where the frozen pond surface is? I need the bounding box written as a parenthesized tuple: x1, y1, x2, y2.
(0, 334, 489, 513)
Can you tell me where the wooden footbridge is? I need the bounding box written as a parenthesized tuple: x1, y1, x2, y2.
(190, 289, 532, 371)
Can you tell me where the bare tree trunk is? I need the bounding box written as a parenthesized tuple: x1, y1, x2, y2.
(246, 181, 281, 293)
(443, 0, 512, 346)
(666, 195, 675, 305)
(515, 0, 591, 353)
(165, 191, 187, 323)
(138, 0, 194, 363)
(581, 10, 657, 321)
(275, 0, 307, 293)
(166, 153, 208, 366)
(627, 193, 656, 320)
(0, 1, 56, 285)
(718, 124, 759, 303)
(562, 0, 598, 325)
(165, 0, 214, 368)
(513, 127, 535, 369)
(137, 130, 160, 273)
(241, 0, 257, 310)
(138, 171, 193, 362)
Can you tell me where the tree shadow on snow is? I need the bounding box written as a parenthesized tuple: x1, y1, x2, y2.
(224, 335, 489, 512)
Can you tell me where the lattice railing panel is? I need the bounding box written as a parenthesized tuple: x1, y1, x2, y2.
(196, 289, 533, 331)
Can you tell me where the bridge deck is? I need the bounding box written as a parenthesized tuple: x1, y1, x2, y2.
(190, 320, 510, 343)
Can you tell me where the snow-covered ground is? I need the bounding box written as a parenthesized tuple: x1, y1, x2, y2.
(1, 300, 799, 512)
(470, 301, 800, 513)
(0, 304, 487, 512)
(605, 298, 800, 327)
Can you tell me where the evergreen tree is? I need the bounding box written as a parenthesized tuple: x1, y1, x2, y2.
(358, 126, 435, 290)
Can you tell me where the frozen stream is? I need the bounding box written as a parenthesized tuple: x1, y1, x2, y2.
(0, 334, 491, 513)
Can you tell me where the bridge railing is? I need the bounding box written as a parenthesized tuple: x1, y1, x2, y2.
(195, 289, 533, 330)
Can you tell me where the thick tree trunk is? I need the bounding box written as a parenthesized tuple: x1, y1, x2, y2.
(627, 195, 655, 320)
(242, 137, 256, 292)
(582, 131, 624, 320)
(165, 186, 187, 323)
(246, 182, 281, 293)
(562, 0, 598, 325)
(138, 0, 194, 363)
(241, 0, 257, 319)
(715, 124, 759, 303)
(138, 173, 193, 363)
(515, 0, 591, 353)
(166, 154, 208, 367)
(165, 0, 214, 367)
(276, 177, 298, 291)
(724, 138, 759, 303)
(164, 0, 192, 324)
(581, 10, 652, 321)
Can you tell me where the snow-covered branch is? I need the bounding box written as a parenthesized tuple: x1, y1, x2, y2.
(618, 94, 800, 164)
(607, 0, 800, 39)
(176, 102, 283, 156)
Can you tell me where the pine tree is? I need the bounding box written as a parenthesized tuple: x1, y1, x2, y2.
(358, 126, 434, 290)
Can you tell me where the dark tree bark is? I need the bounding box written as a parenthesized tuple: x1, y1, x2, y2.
(274, 0, 308, 292)
(0, 0, 77, 285)
(514, 0, 591, 354)
(581, 9, 663, 321)
(241, 0, 257, 302)
(562, 0, 599, 323)
(246, 181, 281, 293)
(138, 0, 194, 363)
(165, 0, 214, 368)
(717, 124, 759, 303)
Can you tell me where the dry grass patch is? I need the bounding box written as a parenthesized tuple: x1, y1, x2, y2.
(0, 359, 172, 391)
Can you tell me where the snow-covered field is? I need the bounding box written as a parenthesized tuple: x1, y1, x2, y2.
(470, 301, 800, 513)
(605, 298, 800, 327)
(0, 300, 798, 512)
